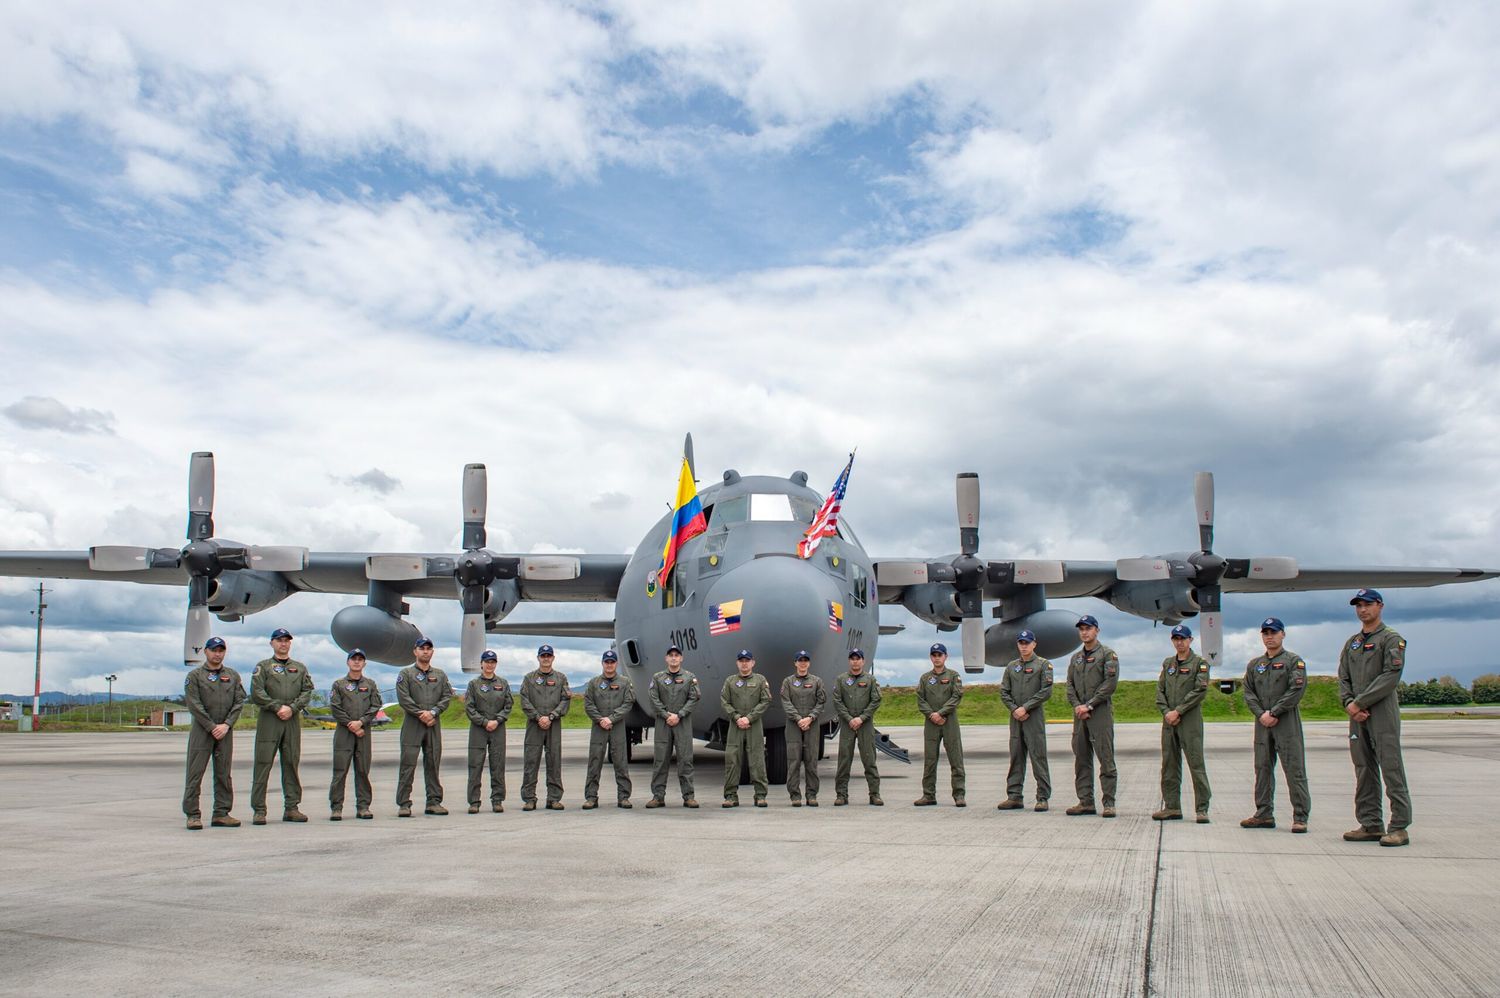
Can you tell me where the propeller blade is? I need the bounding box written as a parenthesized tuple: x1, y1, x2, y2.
(1116, 558, 1172, 581)
(1194, 471, 1214, 553)
(960, 616, 986, 673)
(366, 555, 430, 581)
(462, 464, 487, 550)
(1010, 560, 1065, 585)
(1199, 610, 1222, 670)
(956, 473, 980, 556)
(184, 606, 212, 665)
(683, 432, 696, 480)
(187, 451, 215, 541)
(460, 612, 487, 673)
(248, 546, 308, 573)
(519, 556, 581, 581)
(875, 561, 930, 585)
(1247, 557, 1298, 580)
(89, 546, 156, 572)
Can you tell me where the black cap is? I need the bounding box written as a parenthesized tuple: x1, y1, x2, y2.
(1260, 617, 1285, 633)
(413, 636, 434, 648)
(480, 650, 498, 662)
(270, 628, 293, 640)
(848, 648, 865, 659)
(347, 648, 366, 660)
(1350, 588, 1384, 605)
(736, 649, 754, 661)
(602, 650, 619, 663)
(537, 644, 555, 657)
(1076, 615, 1099, 629)
(929, 642, 947, 655)
(204, 637, 227, 651)
(666, 643, 682, 654)
(794, 650, 810, 661)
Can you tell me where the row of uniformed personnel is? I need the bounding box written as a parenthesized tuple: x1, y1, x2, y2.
(182, 588, 1412, 845)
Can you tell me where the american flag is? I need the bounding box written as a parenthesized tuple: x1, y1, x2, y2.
(708, 599, 743, 635)
(797, 452, 854, 559)
(827, 600, 844, 632)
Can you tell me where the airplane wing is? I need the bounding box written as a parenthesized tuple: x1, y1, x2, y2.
(488, 620, 617, 638)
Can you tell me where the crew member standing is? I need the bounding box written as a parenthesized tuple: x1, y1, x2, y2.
(998, 630, 1054, 812)
(647, 644, 701, 808)
(833, 649, 883, 806)
(1066, 616, 1120, 818)
(583, 650, 635, 809)
(1338, 589, 1412, 847)
(913, 642, 965, 807)
(520, 644, 571, 810)
(250, 627, 314, 825)
(329, 648, 381, 821)
(396, 636, 453, 817)
(182, 636, 245, 830)
(1153, 624, 1212, 823)
(1240, 618, 1310, 833)
(780, 651, 826, 807)
(721, 650, 772, 807)
(465, 650, 512, 814)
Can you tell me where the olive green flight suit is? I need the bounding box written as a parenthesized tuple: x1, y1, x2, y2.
(584, 672, 636, 802)
(396, 664, 453, 808)
(1067, 643, 1120, 808)
(780, 672, 827, 801)
(833, 671, 881, 797)
(1001, 656, 1054, 801)
(250, 656, 315, 813)
(721, 672, 772, 799)
(1244, 649, 1310, 823)
(520, 668, 572, 804)
(182, 665, 246, 819)
(649, 668, 701, 800)
(916, 668, 965, 798)
(465, 674, 513, 808)
(329, 673, 382, 811)
(1338, 625, 1411, 832)
(1157, 652, 1211, 815)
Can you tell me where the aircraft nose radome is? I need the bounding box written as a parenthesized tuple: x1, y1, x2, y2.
(704, 556, 844, 672)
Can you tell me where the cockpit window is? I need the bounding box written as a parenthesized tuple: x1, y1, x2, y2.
(836, 518, 861, 547)
(708, 493, 819, 525)
(750, 494, 795, 521)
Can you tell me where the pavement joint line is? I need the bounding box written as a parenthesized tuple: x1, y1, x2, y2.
(1141, 804, 1166, 997)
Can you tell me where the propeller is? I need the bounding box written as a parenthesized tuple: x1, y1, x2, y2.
(1114, 472, 1298, 669)
(876, 474, 1064, 674)
(366, 463, 581, 673)
(88, 452, 309, 665)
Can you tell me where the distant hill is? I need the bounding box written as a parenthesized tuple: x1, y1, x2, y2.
(1, 691, 163, 705)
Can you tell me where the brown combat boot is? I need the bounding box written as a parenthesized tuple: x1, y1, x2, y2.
(790, 796, 803, 807)
(1195, 812, 1210, 824)
(210, 815, 240, 827)
(1033, 800, 1049, 813)
(996, 798, 1024, 810)
(806, 797, 819, 807)
(683, 798, 699, 809)
(869, 795, 884, 806)
(754, 797, 768, 807)
(186, 816, 203, 831)
(1291, 821, 1307, 834)
(1101, 806, 1117, 818)
(425, 804, 449, 816)
(1151, 808, 1183, 821)
(522, 801, 537, 811)
(283, 808, 308, 822)
(722, 798, 739, 808)
(468, 804, 481, 814)
(834, 795, 849, 806)
(645, 797, 666, 809)
(617, 799, 632, 809)
(1380, 829, 1410, 847)
(1240, 816, 1275, 829)
(582, 799, 599, 810)
(953, 796, 966, 808)
(1066, 803, 1097, 816)
(330, 809, 343, 821)
(493, 803, 504, 813)
(1343, 826, 1383, 841)
(913, 796, 938, 806)
(253, 811, 268, 825)
(545, 801, 565, 811)
(357, 808, 374, 819)
(398, 806, 413, 817)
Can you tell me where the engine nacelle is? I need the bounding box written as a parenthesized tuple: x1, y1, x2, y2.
(902, 583, 961, 625)
(485, 579, 520, 621)
(985, 609, 1082, 662)
(330, 604, 424, 665)
(207, 572, 292, 621)
(1107, 578, 1198, 624)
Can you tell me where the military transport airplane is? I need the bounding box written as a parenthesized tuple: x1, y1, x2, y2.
(1, 441, 1494, 782)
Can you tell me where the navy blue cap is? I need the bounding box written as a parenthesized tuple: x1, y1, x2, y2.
(1170, 624, 1193, 639)
(929, 642, 947, 655)
(413, 636, 434, 648)
(1076, 615, 1100, 629)
(736, 649, 754, 660)
(204, 636, 226, 650)
(1016, 629, 1037, 643)
(666, 643, 682, 654)
(794, 650, 810, 661)
(1350, 588, 1384, 605)
(1260, 617, 1285, 633)
(537, 644, 555, 656)
(347, 648, 366, 659)
(601, 650, 619, 663)
(480, 650, 498, 662)
(848, 648, 865, 659)
(270, 628, 293, 640)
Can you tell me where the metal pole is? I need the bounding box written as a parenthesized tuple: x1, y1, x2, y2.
(106, 674, 117, 727)
(31, 584, 48, 730)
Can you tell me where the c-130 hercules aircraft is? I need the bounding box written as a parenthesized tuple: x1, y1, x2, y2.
(2, 437, 1495, 782)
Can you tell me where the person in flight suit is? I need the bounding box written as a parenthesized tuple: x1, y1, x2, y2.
(520, 644, 571, 811)
(396, 636, 453, 817)
(780, 651, 827, 807)
(1066, 615, 1120, 818)
(1152, 624, 1212, 823)
(182, 636, 246, 830)
(998, 630, 1054, 812)
(1240, 617, 1311, 833)
(465, 649, 512, 814)
(913, 642, 966, 807)
(329, 648, 381, 821)
(647, 643, 701, 808)
(720, 649, 772, 807)
(833, 649, 883, 806)
(583, 650, 635, 809)
(1338, 589, 1413, 847)
(250, 627, 315, 824)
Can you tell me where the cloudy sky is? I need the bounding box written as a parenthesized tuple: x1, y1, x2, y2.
(3, 1, 1498, 699)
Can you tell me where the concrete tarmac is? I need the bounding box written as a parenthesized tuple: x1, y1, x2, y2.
(2, 720, 1497, 997)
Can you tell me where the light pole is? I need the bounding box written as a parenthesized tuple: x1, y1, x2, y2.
(106, 674, 118, 727)
(29, 584, 48, 731)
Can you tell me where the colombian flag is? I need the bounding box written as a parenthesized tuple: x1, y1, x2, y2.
(655, 457, 707, 589)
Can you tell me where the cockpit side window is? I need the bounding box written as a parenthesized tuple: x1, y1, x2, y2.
(851, 561, 870, 610)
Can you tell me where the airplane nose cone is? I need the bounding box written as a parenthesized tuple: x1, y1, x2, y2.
(703, 556, 845, 716)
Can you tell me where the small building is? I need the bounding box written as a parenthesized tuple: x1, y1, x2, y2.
(146, 708, 193, 727)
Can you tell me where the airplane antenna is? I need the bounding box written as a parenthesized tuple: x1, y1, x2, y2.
(683, 432, 696, 482)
